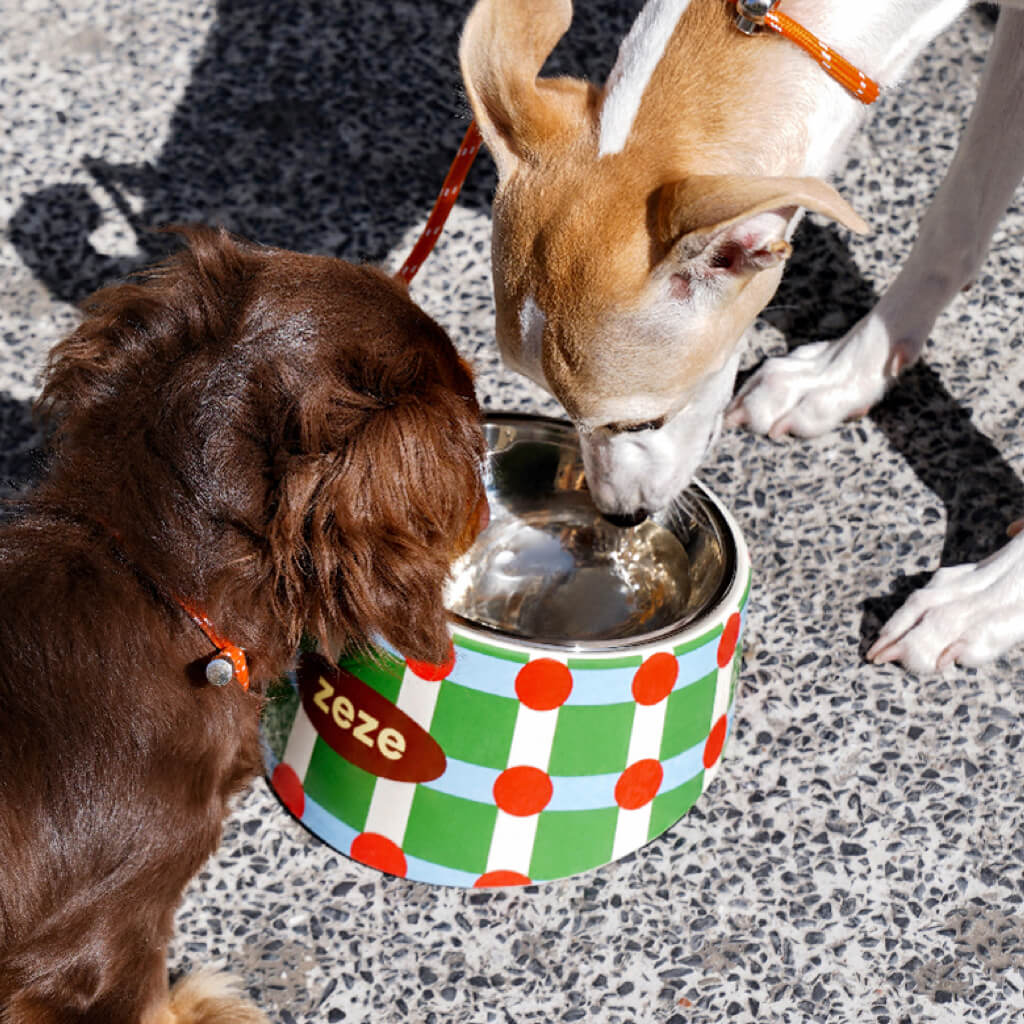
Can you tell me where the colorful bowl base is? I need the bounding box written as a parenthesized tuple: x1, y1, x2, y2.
(261, 577, 748, 888)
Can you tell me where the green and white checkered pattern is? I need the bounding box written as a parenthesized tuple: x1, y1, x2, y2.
(262, 568, 749, 887)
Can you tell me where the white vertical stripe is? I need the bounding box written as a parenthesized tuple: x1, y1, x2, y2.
(282, 703, 318, 781)
(598, 0, 693, 156)
(625, 699, 668, 764)
(702, 645, 737, 791)
(395, 668, 443, 730)
(711, 655, 733, 722)
(364, 777, 419, 845)
(506, 705, 560, 769)
(612, 680, 669, 860)
(362, 664, 444, 842)
(612, 804, 654, 860)
(484, 669, 564, 876)
(485, 811, 542, 874)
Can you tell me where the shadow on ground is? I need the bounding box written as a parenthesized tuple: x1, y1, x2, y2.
(8, 0, 1020, 652)
(8, 0, 634, 301)
(0, 393, 46, 500)
(759, 219, 1024, 653)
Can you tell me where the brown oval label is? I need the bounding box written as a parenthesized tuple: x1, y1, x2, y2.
(296, 653, 446, 783)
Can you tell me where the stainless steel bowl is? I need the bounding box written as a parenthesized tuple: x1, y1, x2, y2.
(264, 413, 751, 887)
(445, 414, 737, 650)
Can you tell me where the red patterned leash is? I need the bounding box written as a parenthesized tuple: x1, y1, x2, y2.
(395, 4, 877, 289)
(731, 1, 880, 105)
(395, 121, 483, 284)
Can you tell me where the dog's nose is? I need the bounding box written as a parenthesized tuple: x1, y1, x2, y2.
(602, 509, 649, 529)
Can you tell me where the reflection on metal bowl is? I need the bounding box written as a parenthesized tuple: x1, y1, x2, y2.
(263, 414, 752, 887)
(446, 415, 734, 648)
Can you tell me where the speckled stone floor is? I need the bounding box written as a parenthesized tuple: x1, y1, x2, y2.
(3, 2, 1024, 1022)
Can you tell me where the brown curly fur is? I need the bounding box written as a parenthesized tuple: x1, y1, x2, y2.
(0, 227, 485, 1022)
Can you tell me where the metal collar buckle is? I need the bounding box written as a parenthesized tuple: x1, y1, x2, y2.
(734, 0, 780, 35)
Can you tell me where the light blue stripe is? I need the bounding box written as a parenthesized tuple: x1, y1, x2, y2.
(660, 740, 708, 793)
(545, 772, 618, 810)
(676, 640, 720, 687)
(563, 637, 719, 705)
(402, 854, 481, 887)
(446, 643, 522, 699)
(374, 625, 725, 706)
(561, 664, 637, 706)
(299, 792, 360, 855)
(426, 756, 500, 803)
(422, 731, 717, 812)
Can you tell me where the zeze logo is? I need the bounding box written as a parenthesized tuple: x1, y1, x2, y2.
(297, 653, 447, 783)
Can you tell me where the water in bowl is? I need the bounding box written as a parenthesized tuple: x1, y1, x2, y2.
(445, 415, 734, 650)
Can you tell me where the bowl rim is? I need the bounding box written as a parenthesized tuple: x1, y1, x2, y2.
(446, 412, 751, 656)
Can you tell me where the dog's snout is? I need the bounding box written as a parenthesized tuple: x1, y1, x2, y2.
(602, 509, 649, 529)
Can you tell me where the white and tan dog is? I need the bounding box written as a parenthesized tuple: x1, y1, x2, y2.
(459, 0, 1024, 673)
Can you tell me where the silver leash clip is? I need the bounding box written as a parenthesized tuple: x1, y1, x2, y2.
(734, 0, 779, 35)
(205, 655, 235, 687)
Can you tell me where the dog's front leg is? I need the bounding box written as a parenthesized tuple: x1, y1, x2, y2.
(868, 524, 1024, 672)
(727, 8, 1024, 439)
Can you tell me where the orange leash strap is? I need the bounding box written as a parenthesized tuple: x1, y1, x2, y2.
(87, 513, 251, 693)
(395, 121, 483, 285)
(731, 1, 879, 105)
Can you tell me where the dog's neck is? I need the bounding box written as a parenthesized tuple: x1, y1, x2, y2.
(598, 0, 968, 180)
(30, 486, 292, 687)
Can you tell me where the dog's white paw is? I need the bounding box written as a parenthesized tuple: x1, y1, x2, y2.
(726, 315, 897, 438)
(868, 533, 1024, 672)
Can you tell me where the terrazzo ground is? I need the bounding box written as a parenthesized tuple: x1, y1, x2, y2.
(2, 2, 1023, 1022)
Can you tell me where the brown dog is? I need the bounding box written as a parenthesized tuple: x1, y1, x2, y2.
(0, 227, 486, 1022)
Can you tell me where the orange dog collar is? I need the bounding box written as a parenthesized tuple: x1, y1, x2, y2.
(178, 599, 251, 692)
(731, 0, 880, 105)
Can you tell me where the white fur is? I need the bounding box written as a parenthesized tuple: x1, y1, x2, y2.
(598, 0, 692, 157)
(517, 294, 547, 384)
(579, 350, 739, 514)
(727, 4, 1024, 670)
(866, 533, 1024, 673)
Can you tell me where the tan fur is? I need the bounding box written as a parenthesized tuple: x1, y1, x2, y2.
(460, 0, 866, 425)
(148, 970, 269, 1024)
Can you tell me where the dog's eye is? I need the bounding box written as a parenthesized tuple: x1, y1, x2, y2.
(605, 416, 667, 435)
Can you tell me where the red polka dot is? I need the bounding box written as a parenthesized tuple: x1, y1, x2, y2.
(474, 870, 532, 888)
(407, 642, 456, 681)
(515, 659, 572, 710)
(350, 832, 408, 877)
(703, 715, 729, 770)
(717, 613, 741, 668)
(614, 759, 663, 810)
(271, 762, 305, 819)
(632, 652, 678, 705)
(493, 765, 553, 816)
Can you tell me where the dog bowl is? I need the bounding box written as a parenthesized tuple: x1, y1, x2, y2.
(262, 414, 751, 887)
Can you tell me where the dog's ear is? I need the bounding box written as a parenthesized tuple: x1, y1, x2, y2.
(35, 283, 168, 429)
(266, 347, 484, 667)
(653, 173, 867, 283)
(460, 0, 595, 178)
(36, 226, 244, 430)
